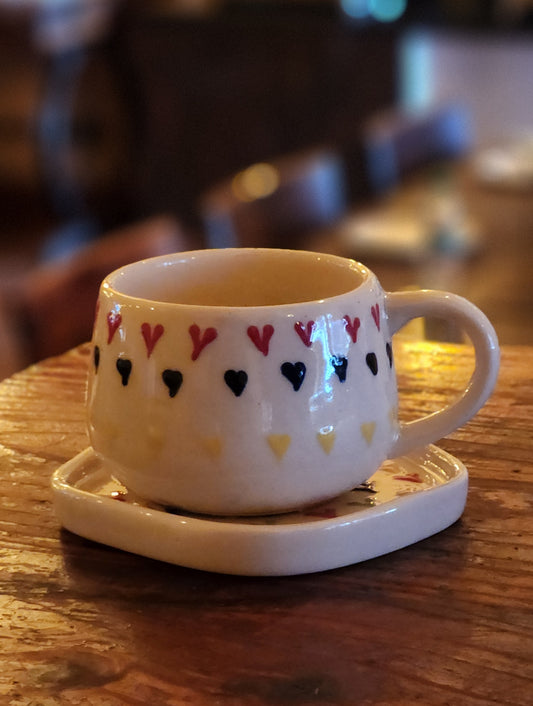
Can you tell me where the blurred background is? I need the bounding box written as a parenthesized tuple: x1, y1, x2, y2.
(1, 0, 532, 378)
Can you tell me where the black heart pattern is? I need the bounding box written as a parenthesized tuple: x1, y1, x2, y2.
(366, 352, 378, 376)
(116, 358, 132, 386)
(281, 362, 306, 391)
(331, 356, 348, 383)
(101, 317, 391, 394)
(162, 369, 183, 398)
(224, 370, 248, 397)
(386, 342, 393, 368)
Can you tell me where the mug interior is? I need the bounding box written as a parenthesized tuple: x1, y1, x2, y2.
(105, 249, 367, 307)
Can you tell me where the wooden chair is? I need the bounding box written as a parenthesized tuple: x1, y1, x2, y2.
(198, 148, 348, 249)
(0, 214, 197, 377)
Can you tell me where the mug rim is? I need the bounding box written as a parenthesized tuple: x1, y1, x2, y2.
(100, 248, 373, 311)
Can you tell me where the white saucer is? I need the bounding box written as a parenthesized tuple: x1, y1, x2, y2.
(51, 445, 468, 576)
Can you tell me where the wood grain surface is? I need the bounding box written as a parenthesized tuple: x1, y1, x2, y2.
(1, 341, 532, 705)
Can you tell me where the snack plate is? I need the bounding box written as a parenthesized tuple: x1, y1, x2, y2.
(51, 445, 468, 576)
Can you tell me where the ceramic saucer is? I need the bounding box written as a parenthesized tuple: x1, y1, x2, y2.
(51, 445, 467, 576)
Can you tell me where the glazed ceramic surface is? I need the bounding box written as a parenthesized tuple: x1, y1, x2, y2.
(52, 445, 469, 576)
(88, 248, 499, 515)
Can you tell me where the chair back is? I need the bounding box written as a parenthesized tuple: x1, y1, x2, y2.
(199, 148, 348, 249)
(20, 215, 196, 362)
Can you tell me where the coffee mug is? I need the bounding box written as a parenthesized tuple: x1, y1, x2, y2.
(87, 248, 499, 515)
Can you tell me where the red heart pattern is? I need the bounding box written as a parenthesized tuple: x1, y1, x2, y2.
(393, 473, 423, 483)
(189, 324, 218, 361)
(141, 322, 164, 357)
(343, 315, 360, 343)
(106, 311, 122, 344)
(101, 308, 386, 362)
(294, 321, 315, 347)
(247, 324, 274, 356)
(371, 304, 380, 331)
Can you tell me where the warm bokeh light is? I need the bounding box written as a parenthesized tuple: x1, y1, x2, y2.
(231, 163, 280, 202)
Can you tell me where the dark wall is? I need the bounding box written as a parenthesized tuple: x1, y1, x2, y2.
(114, 5, 397, 225)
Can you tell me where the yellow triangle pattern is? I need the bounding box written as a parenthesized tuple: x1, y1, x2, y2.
(317, 428, 336, 455)
(267, 434, 291, 460)
(361, 422, 376, 445)
(195, 426, 380, 458)
(201, 437, 224, 458)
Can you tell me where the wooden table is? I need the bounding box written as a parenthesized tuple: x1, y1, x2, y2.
(1, 341, 532, 704)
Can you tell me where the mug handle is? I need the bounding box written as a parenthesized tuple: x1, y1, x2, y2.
(386, 289, 500, 457)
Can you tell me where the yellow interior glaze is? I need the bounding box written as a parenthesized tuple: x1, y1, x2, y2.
(108, 249, 366, 307)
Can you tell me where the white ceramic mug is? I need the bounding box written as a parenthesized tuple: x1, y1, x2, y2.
(87, 248, 499, 515)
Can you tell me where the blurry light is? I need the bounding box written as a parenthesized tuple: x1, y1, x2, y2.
(340, 0, 370, 19)
(399, 29, 434, 112)
(232, 163, 280, 202)
(369, 0, 406, 22)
